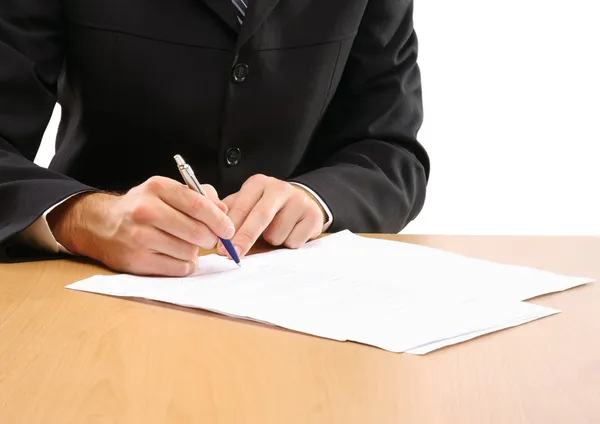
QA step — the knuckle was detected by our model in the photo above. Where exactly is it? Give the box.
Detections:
[217,213,232,233]
[129,227,148,246]
[296,193,312,208]
[130,201,153,224]
[190,223,208,243]
[276,181,293,196]
[283,239,302,250]
[255,207,273,224]
[217,201,229,214]
[181,244,200,261]
[190,194,208,217]
[306,207,323,224]
[190,224,217,250]
[199,233,218,250]
[263,230,283,247]
[203,235,219,250]
[188,245,201,260]
[248,173,268,186]
[145,176,166,193]
[171,262,193,278]
[223,194,236,209]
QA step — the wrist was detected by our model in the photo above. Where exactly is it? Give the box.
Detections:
[47,192,116,256]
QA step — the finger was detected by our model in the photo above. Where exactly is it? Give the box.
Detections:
[227,183,264,234]
[131,196,219,250]
[262,199,304,247]
[232,189,289,257]
[216,239,226,256]
[217,193,239,256]
[216,239,237,259]
[202,184,228,213]
[134,226,200,262]
[283,215,323,249]
[222,192,238,211]
[148,178,235,240]
[201,184,219,202]
[125,251,197,277]
[216,202,228,214]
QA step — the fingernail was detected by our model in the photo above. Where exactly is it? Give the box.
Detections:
[189,260,197,275]
[225,225,235,239]
[234,245,242,257]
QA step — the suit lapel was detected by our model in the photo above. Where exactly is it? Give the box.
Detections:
[236,0,283,49]
[202,0,241,33]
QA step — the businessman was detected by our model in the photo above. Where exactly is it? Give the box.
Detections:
[0,0,430,276]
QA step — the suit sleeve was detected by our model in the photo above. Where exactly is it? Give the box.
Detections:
[17,194,82,254]
[0,0,95,262]
[290,0,430,233]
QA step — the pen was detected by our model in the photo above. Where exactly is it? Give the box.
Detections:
[174,154,241,267]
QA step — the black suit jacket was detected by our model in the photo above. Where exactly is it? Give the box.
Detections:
[0,0,430,262]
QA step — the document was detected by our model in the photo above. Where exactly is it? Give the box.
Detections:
[66,231,594,354]
[404,303,559,354]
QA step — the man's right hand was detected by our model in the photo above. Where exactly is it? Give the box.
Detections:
[46,176,235,277]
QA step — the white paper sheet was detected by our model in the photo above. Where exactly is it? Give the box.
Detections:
[404,303,560,354]
[66,231,594,353]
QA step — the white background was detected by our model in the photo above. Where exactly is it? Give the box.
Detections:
[35,0,600,235]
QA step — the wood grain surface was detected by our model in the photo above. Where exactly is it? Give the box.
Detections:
[1,234,599,424]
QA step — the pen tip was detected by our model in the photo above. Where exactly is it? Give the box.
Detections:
[236,263,242,268]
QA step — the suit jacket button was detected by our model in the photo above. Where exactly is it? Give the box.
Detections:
[225,147,241,166]
[232,63,249,82]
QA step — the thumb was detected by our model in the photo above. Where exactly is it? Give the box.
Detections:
[222,192,238,210]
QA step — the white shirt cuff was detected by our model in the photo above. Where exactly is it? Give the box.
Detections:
[17,193,84,255]
[290,183,333,231]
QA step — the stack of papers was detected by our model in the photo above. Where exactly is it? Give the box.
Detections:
[66,231,594,354]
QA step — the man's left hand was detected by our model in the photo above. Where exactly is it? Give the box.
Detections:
[217,174,327,258]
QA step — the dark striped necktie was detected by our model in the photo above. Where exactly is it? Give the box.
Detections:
[231,0,248,25]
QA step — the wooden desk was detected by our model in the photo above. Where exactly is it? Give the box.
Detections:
[1,235,599,423]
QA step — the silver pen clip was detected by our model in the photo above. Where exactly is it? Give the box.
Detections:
[174,154,206,196]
